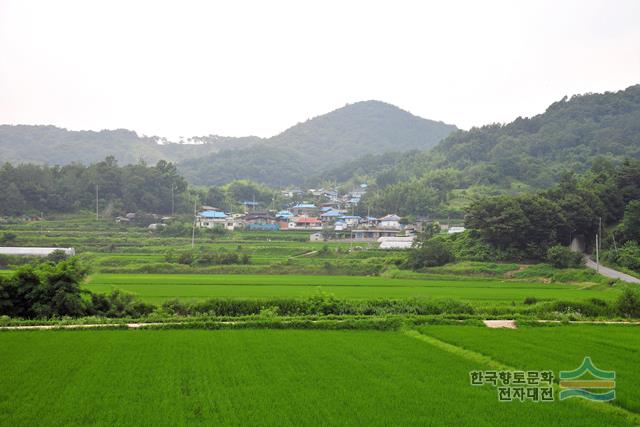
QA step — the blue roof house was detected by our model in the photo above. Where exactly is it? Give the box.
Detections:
[197,210,237,230]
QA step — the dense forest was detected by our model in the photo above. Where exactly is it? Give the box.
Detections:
[462,159,640,259]
[353,85,640,217]
[0,157,189,216]
[0,157,283,217]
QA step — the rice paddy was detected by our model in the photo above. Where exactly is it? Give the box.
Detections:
[84,273,617,304]
[417,324,640,414]
[0,328,635,426]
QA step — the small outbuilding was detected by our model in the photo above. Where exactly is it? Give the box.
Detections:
[378,236,415,250]
[0,247,76,257]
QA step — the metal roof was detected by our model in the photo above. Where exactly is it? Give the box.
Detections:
[199,210,227,218]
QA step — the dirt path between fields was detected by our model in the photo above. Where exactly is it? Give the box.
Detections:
[504,265,528,278]
[291,250,318,258]
[2,319,639,331]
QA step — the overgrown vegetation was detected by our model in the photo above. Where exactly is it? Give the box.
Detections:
[0,258,153,318]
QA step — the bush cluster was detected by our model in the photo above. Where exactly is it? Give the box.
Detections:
[166,249,250,266]
[0,258,153,319]
[161,294,475,317]
[545,245,585,268]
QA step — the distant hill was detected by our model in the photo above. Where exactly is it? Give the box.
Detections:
[346,84,640,217]
[428,84,640,187]
[0,102,455,185]
[0,125,262,165]
[179,101,457,185]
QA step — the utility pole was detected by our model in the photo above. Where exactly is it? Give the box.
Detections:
[191,198,197,248]
[597,217,602,273]
[95,184,99,220]
[171,184,175,217]
[595,234,600,273]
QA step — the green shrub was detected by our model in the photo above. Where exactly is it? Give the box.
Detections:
[546,245,584,268]
[616,241,640,272]
[405,240,455,270]
[523,297,538,305]
[0,232,17,245]
[543,300,613,318]
[90,290,155,318]
[46,249,68,263]
[616,287,640,318]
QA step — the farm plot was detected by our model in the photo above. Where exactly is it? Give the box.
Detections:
[84,273,618,304]
[418,324,640,414]
[0,329,630,426]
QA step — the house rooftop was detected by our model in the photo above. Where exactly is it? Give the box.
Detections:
[199,210,227,219]
[293,216,320,223]
[380,214,401,221]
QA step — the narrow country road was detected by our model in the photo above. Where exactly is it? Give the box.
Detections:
[585,258,640,284]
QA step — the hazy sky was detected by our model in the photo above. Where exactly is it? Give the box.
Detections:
[1,0,639,139]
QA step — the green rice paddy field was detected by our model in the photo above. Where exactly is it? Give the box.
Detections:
[418,324,640,414]
[1,327,638,426]
[84,273,617,305]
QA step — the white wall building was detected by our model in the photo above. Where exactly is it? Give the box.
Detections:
[0,247,76,257]
[379,214,402,230]
[377,236,415,250]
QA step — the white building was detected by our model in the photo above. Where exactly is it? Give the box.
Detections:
[0,247,76,257]
[197,210,237,231]
[379,214,402,230]
[448,226,466,234]
[378,236,415,250]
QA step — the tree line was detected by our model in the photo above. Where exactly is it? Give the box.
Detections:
[345,85,640,217]
[464,158,640,260]
[0,157,189,216]
[0,257,154,318]
[0,157,284,217]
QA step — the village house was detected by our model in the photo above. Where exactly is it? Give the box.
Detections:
[291,203,318,216]
[244,213,279,231]
[378,214,402,230]
[196,210,237,231]
[334,220,347,231]
[340,215,362,228]
[320,210,342,224]
[351,229,401,239]
[288,216,322,230]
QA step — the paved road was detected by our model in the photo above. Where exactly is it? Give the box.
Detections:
[585,258,640,284]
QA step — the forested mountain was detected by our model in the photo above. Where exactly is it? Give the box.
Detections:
[0,125,261,165]
[179,101,457,185]
[0,102,456,186]
[354,85,640,217]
